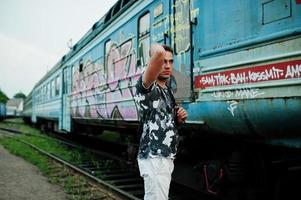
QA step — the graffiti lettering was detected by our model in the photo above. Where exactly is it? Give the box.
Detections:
[70,38,143,120]
[285,64,301,78]
[227,100,238,117]
[195,60,301,89]
[212,88,265,100]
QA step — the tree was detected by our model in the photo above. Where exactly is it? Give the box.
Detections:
[0,89,9,103]
[13,92,26,99]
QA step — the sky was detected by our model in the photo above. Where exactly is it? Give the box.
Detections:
[0,0,117,98]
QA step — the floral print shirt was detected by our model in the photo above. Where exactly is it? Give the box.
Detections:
[134,76,178,159]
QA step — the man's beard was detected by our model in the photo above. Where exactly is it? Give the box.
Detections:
[158,75,169,81]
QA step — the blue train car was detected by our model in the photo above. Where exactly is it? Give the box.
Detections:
[187,0,301,140]
[27,0,301,198]
[32,62,62,131]
[0,103,6,121]
[57,0,301,139]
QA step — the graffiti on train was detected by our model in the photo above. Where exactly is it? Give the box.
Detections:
[214,89,265,117]
[195,59,301,89]
[212,88,265,100]
[71,38,143,120]
[227,100,238,117]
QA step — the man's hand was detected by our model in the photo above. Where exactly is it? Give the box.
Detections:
[143,44,165,88]
[149,43,165,57]
[176,106,188,124]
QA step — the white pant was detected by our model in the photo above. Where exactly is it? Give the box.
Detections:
[138,157,174,200]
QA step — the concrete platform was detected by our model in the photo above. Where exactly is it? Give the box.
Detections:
[0,145,66,200]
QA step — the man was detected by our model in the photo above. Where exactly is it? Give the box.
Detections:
[134,44,188,200]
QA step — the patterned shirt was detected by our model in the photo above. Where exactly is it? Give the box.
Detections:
[134,75,178,159]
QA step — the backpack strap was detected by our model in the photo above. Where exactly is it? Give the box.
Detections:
[166,85,182,126]
[166,85,177,109]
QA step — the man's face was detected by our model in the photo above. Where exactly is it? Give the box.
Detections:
[158,51,173,80]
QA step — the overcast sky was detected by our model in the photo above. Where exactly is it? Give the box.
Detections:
[0,0,117,98]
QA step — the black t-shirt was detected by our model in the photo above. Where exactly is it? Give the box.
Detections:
[134,75,178,159]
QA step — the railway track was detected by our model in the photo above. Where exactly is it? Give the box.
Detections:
[0,126,219,200]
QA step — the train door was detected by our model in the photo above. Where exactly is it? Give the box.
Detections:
[61,67,71,132]
[171,0,194,101]
[32,89,37,123]
[150,0,193,101]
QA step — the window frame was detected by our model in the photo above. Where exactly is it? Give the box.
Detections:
[137,11,151,67]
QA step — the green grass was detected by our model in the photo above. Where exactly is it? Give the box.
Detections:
[0,118,119,180]
[0,119,111,199]
[0,119,100,168]
[0,138,50,174]
[0,138,98,200]
[0,118,42,135]
[98,130,121,142]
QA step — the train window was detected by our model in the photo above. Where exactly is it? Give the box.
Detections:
[47,82,51,100]
[112,0,121,16]
[67,68,71,94]
[40,89,42,103]
[39,86,44,102]
[92,22,98,31]
[73,44,77,51]
[72,65,77,92]
[55,75,60,96]
[38,89,41,103]
[122,0,130,7]
[105,40,112,57]
[104,7,113,23]
[44,85,47,101]
[51,79,55,98]
[138,12,150,67]
[104,39,112,71]
[39,88,41,103]
[139,12,150,36]
[79,59,84,72]
[43,85,46,102]
[37,89,39,103]
[174,0,191,54]
[45,84,48,100]
[63,69,67,94]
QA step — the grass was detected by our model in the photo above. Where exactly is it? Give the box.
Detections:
[0,137,50,174]
[98,130,121,142]
[0,118,97,165]
[0,137,104,200]
[0,118,111,199]
[0,118,118,175]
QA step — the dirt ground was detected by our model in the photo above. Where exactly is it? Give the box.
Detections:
[0,145,67,200]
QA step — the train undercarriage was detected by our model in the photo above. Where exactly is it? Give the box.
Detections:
[25,116,301,200]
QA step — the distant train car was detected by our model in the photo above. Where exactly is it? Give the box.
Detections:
[22,91,33,124]
[31,62,62,131]
[0,103,6,121]
[6,98,23,117]
[26,0,301,198]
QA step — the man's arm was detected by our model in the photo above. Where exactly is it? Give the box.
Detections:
[142,44,165,88]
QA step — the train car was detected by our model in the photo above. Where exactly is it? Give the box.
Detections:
[31,62,62,132]
[0,103,6,121]
[6,98,24,117]
[27,0,301,199]
[22,91,33,124]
